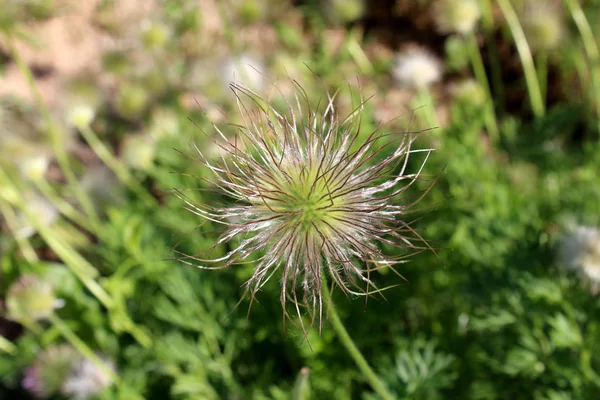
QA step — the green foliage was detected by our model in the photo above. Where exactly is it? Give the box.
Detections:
[2,0,600,399]
[366,341,457,400]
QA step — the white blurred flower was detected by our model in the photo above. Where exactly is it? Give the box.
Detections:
[81,166,125,214]
[62,357,114,400]
[457,313,470,333]
[6,274,62,323]
[20,151,52,182]
[559,226,600,284]
[120,133,156,170]
[13,192,59,239]
[67,104,96,129]
[222,55,265,92]
[433,0,481,35]
[521,1,563,51]
[1,98,52,181]
[140,20,171,51]
[449,78,487,107]
[323,0,365,25]
[392,46,443,89]
[234,0,267,24]
[22,345,79,398]
[149,107,180,139]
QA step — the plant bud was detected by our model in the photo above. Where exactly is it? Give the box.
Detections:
[22,345,79,398]
[6,275,59,323]
[115,83,151,120]
[121,133,156,170]
[433,0,481,35]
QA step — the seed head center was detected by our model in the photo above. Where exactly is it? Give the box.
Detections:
[287,174,339,230]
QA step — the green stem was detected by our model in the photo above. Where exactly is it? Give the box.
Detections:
[38,226,112,305]
[479,0,494,32]
[0,169,106,303]
[536,51,548,106]
[581,349,600,387]
[465,33,500,142]
[346,29,374,76]
[415,86,439,129]
[22,320,43,336]
[496,0,545,118]
[79,125,155,207]
[321,280,394,400]
[487,32,506,116]
[564,0,600,137]
[0,169,151,348]
[39,223,151,347]
[35,179,95,233]
[291,367,311,400]
[0,335,17,354]
[0,200,39,264]
[49,313,120,384]
[5,34,101,229]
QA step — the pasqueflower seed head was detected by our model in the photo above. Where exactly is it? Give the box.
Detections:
[177,82,434,327]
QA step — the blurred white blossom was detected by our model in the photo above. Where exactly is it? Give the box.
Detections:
[62,357,114,400]
[13,193,59,239]
[450,78,487,108]
[521,1,563,51]
[6,274,62,323]
[67,103,96,129]
[22,345,79,398]
[81,166,125,214]
[0,97,53,181]
[392,46,443,89]
[559,226,600,287]
[433,0,481,35]
[323,0,365,25]
[121,133,157,170]
[149,107,180,139]
[222,55,265,92]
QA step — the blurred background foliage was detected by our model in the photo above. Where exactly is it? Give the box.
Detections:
[1,0,600,399]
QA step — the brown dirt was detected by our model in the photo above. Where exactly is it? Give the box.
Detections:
[0,0,159,109]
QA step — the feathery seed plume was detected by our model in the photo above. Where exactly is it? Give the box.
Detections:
[176,81,435,328]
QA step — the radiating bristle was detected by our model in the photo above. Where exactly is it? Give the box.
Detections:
[177,80,435,329]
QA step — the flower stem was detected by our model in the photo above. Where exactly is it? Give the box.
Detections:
[465,33,500,143]
[34,178,95,233]
[0,200,39,264]
[0,336,17,354]
[415,86,439,129]
[5,33,101,230]
[78,124,156,208]
[497,0,545,118]
[346,29,374,76]
[49,313,120,385]
[564,0,600,137]
[321,280,394,400]
[0,168,152,348]
[536,51,548,105]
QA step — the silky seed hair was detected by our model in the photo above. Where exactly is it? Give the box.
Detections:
[175,80,435,330]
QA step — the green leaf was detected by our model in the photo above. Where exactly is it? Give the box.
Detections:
[503,348,545,378]
[549,313,583,349]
